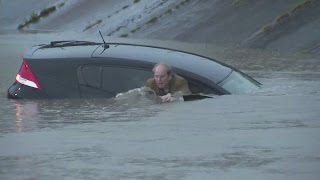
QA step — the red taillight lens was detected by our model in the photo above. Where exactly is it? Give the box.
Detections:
[16,59,43,90]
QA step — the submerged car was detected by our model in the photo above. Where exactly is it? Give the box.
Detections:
[7,40,261,99]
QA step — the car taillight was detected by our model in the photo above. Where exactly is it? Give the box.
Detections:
[16,59,43,90]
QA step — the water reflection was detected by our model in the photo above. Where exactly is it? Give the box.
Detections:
[11,96,164,133]
[15,101,39,132]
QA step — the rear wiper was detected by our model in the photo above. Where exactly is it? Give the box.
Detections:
[48,40,100,47]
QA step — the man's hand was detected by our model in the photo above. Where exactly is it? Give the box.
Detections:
[160,93,175,102]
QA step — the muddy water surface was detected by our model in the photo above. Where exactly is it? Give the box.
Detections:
[0,33,320,180]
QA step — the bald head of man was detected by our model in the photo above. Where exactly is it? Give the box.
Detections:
[152,63,172,90]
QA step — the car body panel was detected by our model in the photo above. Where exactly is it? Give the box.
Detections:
[27,58,87,98]
[7,81,48,99]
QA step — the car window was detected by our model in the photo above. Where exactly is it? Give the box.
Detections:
[101,66,153,94]
[219,71,260,94]
[79,66,102,88]
[78,66,115,98]
[187,80,219,95]
[78,65,222,97]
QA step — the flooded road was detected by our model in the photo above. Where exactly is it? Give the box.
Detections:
[0,33,320,180]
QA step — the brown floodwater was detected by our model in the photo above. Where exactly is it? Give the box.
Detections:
[0,32,319,180]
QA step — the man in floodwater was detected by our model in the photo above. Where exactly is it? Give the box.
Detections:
[145,63,191,102]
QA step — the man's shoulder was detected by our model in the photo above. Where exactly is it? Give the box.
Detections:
[171,74,191,94]
[145,78,155,87]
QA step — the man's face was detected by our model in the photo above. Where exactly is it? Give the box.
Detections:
[154,65,171,89]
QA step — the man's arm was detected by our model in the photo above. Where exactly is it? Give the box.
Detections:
[159,77,190,102]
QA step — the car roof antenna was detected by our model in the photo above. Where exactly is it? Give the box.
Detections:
[99,31,109,54]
